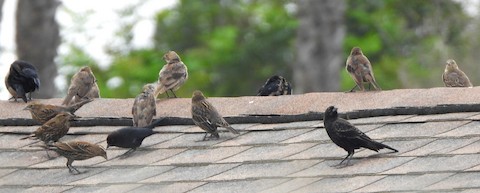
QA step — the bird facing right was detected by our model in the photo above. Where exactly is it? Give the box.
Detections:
[5,60,40,103]
[132,83,157,127]
[154,51,188,98]
[345,47,381,92]
[323,106,398,167]
[257,75,292,96]
[106,119,163,156]
[63,66,97,106]
[442,59,473,87]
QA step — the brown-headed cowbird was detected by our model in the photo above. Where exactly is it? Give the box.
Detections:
[5,60,40,102]
[20,112,75,144]
[257,75,292,96]
[442,59,473,87]
[154,51,188,98]
[132,83,157,127]
[346,47,381,92]
[73,81,100,104]
[324,106,397,167]
[62,66,96,106]
[107,119,163,156]
[42,141,107,174]
[191,90,240,141]
[24,99,92,124]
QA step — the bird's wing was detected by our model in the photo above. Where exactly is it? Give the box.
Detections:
[192,103,217,133]
[333,119,372,141]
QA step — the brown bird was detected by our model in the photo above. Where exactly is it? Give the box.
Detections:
[155,51,188,98]
[442,59,473,87]
[73,81,100,104]
[346,47,381,92]
[62,66,96,106]
[191,90,239,140]
[132,83,157,127]
[257,75,292,96]
[42,141,107,174]
[5,60,40,102]
[20,112,75,144]
[24,99,92,124]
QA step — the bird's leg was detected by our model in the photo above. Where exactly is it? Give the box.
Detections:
[169,90,177,98]
[348,85,358,92]
[165,91,171,98]
[67,160,81,174]
[335,150,354,168]
[28,92,32,101]
[202,133,208,141]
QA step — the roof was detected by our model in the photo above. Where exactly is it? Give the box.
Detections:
[1,87,480,192]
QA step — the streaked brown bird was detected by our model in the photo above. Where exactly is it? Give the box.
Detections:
[132,83,157,127]
[73,81,100,104]
[155,51,188,98]
[62,66,96,106]
[257,75,292,96]
[191,90,240,140]
[20,112,75,144]
[346,47,381,92]
[24,99,92,124]
[5,60,40,102]
[442,59,473,87]
[42,141,107,174]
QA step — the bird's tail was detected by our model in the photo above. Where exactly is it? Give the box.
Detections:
[225,126,240,135]
[66,98,94,113]
[371,141,398,152]
[154,83,166,98]
[145,118,165,129]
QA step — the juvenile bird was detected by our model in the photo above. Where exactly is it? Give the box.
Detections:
[346,47,381,92]
[24,99,92,124]
[191,90,240,141]
[73,81,100,104]
[154,51,188,98]
[323,106,397,167]
[442,59,473,87]
[42,141,107,174]
[106,119,163,156]
[62,66,96,106]
[257,75,292,96]
[132,83,157,127]
[5,60,40,102]
[20,112,75,144]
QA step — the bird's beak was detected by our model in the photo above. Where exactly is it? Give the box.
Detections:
[103,155,108,160]
[106,144,110,149]
[333,107,338,112]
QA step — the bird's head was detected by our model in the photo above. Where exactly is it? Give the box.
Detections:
[163,51,181,63]
[143,83,157,94]
[80,66,92,73]
[324,106,338,119]
[192,90,206,103]
[23,102,40,111]
[445,59,459,71]
[350,47,363,56]
[94,145,108,160]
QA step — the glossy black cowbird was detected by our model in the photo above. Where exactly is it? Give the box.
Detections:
[5,60,40,102]
[257,75,292,96]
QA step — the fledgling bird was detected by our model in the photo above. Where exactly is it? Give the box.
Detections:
[323,106,398,167]
[62,66,96,106]
[24,99,92,124]
[41,141,107,174]
[5,60,40,102]
[106,119,163,156]
[442,59,473,88]
[346,47,381,92]
[20,112,75,144]
[154,51,188,98]
[257,75,292,96]
[73,81,100,104]
[132,83,157,127]
[191,90,240,141]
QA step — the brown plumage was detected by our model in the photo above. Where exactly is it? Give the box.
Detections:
[346,47,381,92]
[257,75,292,96]
[442,59,473,87]
[20,112,74,143]
[155,51,188,98]
[132,83,157,127]
[63,66,97,106]
[24,99,92,124]
[73,81,100,104]
[191,90,239,140]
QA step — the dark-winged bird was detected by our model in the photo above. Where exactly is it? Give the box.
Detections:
[106,119,163,156]
[257,75,292,96]
[24,99,92,124]
[346,47,381,92]
[442,59,473,87]
[323,106,398,167]
[154,51,188,98]
[5,60,40,102]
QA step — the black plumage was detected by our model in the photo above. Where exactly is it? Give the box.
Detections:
[5,60,40,102]
[106,119,163,156]
[323,106,398,166]
[257,75,292,96]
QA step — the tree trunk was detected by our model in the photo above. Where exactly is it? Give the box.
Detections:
[16,0,60,98]
[294,0,345,92]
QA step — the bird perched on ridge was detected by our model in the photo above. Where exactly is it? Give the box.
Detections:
[132,83,157,127]
[20,112,75,144]
[73,81,100,104]
[24,99,92,124]
[106,119,163,156]
[41,141,107,174]
[257,75,292,96]
[191,90,240,141]
[62,66,97,106]
[442,59,473,88]
[154,51,188,98]
[5,60,40,103]
[323,106,398,167]
[346,47,381,92]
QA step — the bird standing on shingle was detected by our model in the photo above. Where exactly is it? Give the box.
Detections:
[191,90,239,141]
[323,106,398,167]
[24,99,92,124]
[257,75,292,96]
[5,60,40,102]
[132,83,157,127]
[442,59,473,88]
[154,51,188,98]
[346,47,381,92]
[107,119,163,156]
[62,66,97,106]
[20,112,75,144]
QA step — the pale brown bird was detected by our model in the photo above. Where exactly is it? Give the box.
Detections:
[73,81,100,104]
[155,51,188,98]
[24,99,92,124]
[191,90,239,140]
[20,112,74,144]
[132,83,157,127]
[442,59,473,87]
[346,47,381,92]
[62,66,96,106]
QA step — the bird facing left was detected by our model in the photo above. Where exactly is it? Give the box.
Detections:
[5,60,40,103]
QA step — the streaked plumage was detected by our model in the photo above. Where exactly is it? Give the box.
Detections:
[346,47,381,92]
[63,66,96,106]
[5,60,40,102]
[257,75,292,96]
[20,112,74,143]
[43,141,107,174]
[24,99,92,124]
[132,83,157,127]
[442,59,473,87]
[154,51,188,98]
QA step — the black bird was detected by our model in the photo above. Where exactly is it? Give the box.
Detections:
[323,106,398,167]
[257,75,292,96]
[106,118,163,156]
[5,60,40,102]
